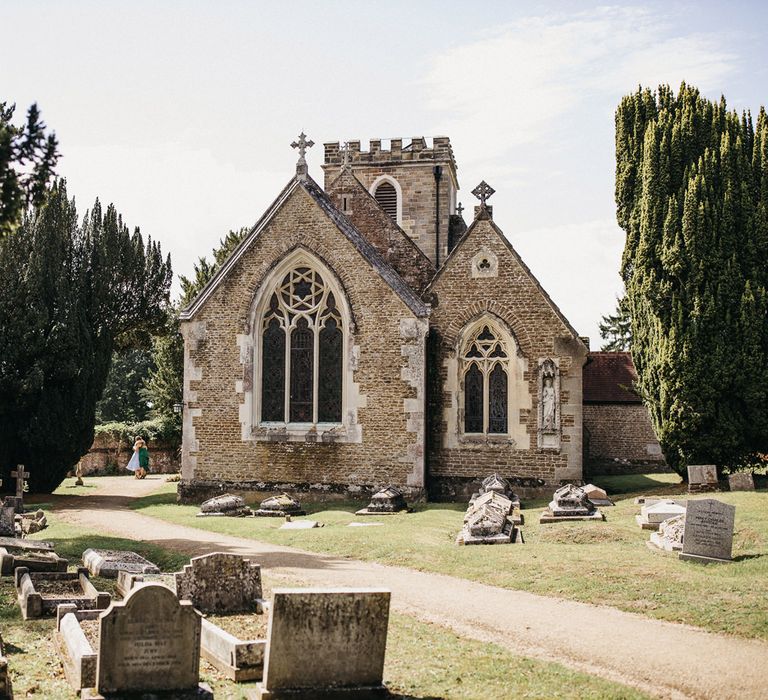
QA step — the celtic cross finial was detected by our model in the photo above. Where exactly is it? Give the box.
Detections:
[291,132,315,178]
[471,181,495,206]
[340,141,351,170]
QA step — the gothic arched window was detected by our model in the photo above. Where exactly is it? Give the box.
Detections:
[371,176,401,224]
[258,265,344,424]
[461,323,509,434]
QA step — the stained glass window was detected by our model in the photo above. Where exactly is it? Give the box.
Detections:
[461,321,510,435]
[258,263,345,425]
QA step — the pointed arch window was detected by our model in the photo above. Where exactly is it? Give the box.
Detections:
[461,323,509,435]
[258,265,344,424]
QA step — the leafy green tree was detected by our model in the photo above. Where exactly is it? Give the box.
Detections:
[180,227,248,306]
[0,180,172,492]
[95,347,156,423]
[0,102,59,237]
[599,295,632,351]
[616,83,768,475]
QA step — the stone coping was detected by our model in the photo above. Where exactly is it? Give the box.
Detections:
[15,567,110,620]
[0,546,67,575]
[200,617,266,682]
[539,509,605,523]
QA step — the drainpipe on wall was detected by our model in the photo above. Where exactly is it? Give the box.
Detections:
[433,165,443,267]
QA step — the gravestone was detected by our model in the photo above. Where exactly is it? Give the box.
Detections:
[355,485,410,515]
[687,464,718,493]
[248,588,390,700]
[197,493,251,517]
[728,472,755,492]
[540,484,604,522]
[649,514,685,552]
[82,549,160,578]
[0,508,15,538]
[82,583,211,699]
[457,491,521,545]
[583,483,614,507]
[175,552,264,614]
[19,509,47,535]
[10,466,29,511]
[0,546,67,575]
[636,501,687,530]
[679,499,735,564]
[254,493,305,517]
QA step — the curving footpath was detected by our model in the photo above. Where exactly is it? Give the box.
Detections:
[47,477,768,700]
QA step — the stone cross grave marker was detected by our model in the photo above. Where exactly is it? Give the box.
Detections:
[175,552,264,614]
[84,583,211,699]
[679,499,736,564]
[10,466,29,500]
[250,588,391,700]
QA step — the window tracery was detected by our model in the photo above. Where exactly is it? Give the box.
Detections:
[461,323,509,434]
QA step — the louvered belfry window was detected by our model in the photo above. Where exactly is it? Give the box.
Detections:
[374,181,398,221]
[461,323,509,435]
[259,266,344,424]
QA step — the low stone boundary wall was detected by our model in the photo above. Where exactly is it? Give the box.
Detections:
[80,433,180,476]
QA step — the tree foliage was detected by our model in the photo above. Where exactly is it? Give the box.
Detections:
[0,181,172,492]
[616,83,768,474]
[0,102,59,238]
[599,295,632,351]
[95,347,155,423]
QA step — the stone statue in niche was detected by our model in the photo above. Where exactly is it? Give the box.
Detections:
[538,359,560,448]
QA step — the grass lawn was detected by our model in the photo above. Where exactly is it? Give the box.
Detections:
[2,510,649,699]
[116,473,768,641]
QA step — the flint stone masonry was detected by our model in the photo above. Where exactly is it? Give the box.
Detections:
[687,465,718,492]
[249,588,390,700]
[679,499,735,564]
[175,552,264,614]
[82,549,160,578]
[728,472,755,491]
[15,567,110,620]
[0,545,67,575]
[83,583,211,699]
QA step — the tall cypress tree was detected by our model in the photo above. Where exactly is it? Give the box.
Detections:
[0,181,172,491]
[616,84,768,475]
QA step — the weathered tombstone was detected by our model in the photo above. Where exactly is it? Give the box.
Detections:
[456,491,521,545]
[355,485,410,515]
[648,514,685,552]
[636,500,687,530]
[0,507,15,538]
[687,464,718,493]
[679,499,735,564]
[75,460,84,486]
[728,472,755,492]
[10,465,29,509]
[540,484,604,522]
[254,493,305,517]
[0,545,67,575]
[82,549,160,578]
[197,493,251,517]
[248,588,390,700]
[583,483,614,506]
[82,583,212,699]
[0,632,12,700]
[200,617,266,682]
[19,508,47,535]
[175,552,264,614]
[469,473,520,507]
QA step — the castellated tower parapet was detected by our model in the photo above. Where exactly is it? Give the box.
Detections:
[322,137,459,266]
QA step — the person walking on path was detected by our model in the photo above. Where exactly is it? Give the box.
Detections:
[127,437,150,479]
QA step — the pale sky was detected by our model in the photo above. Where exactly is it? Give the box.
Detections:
[2,1,766,344]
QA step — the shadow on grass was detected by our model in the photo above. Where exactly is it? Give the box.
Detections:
[593,473,684,495]
[734,553,765,562]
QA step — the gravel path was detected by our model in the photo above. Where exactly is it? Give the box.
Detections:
[49,477,768,699]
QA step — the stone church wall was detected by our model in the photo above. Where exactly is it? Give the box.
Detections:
[427,214,587,499]
[178,186,428,503]
[583,404,667,474]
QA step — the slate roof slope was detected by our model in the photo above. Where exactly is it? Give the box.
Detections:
[180,174,430,320]
[583,352,641,403]
[427,206,584,342]
[325,168,435,293]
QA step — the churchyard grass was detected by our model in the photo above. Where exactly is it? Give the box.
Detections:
[122,474,768,641]
[1,506,649,699]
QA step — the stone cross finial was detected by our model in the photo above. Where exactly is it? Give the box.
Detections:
[11,465,29,499]
[340,141,351,170]
[291,132,314,179]
[471,181,495,206]
[456,202,464,217]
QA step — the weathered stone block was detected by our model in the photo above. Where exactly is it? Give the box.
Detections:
[82,549,160,578]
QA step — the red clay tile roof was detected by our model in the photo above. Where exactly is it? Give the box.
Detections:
[583,352,641,403]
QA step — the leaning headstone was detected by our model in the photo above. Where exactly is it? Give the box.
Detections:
[82,583,212,699]
[175,552,264,614]
[583,483,614,507]
[82,549,160,578]
[356,485,410,515]
[679,499,735,564]
[648,514,685,552]
[197,493,251,517]
[540,484,604,523]
[19,508,47,535]
[728,472,755,492]
[687,464,718,493]
[0,507,15,538]
[636,500,687,530]
[253,493,305,518]
[248,588,390,700]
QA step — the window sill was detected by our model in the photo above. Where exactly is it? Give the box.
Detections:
[252,422,351,444]
[458,434,516,447]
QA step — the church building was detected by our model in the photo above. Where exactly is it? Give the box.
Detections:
[178,135,589,502]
